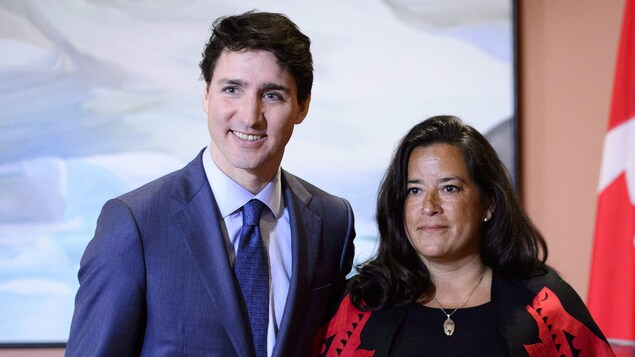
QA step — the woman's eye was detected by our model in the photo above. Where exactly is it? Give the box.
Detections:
[442,185,460,193]
[407,187,421,195]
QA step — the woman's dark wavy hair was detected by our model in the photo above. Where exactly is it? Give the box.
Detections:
[350,115,548,311]
[199,10,313,104]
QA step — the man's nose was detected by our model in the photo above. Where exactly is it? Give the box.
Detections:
[240,95,264,127]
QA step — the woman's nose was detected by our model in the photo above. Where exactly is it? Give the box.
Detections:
[422,192,440,215]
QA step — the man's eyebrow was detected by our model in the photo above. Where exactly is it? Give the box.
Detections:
[216,79,289,92]
[218,78,245,86]
[260,82,289,92]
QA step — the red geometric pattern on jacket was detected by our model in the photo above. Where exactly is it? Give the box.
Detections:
[524,287,615,357]
[319,294,375,357]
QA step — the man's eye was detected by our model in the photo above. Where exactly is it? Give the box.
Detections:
[264,92,282,100]
[223,87,237,94]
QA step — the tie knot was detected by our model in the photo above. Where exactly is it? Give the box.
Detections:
[242,199,265,227]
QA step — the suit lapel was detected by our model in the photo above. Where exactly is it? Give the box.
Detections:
[273,171,322,355]
[171,152,251,356]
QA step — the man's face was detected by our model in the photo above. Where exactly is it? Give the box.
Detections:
[203,50,310,189]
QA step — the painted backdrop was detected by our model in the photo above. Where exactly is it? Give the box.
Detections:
[0,0,515,344]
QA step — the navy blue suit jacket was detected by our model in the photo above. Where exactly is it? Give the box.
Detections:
[66,150,356,356]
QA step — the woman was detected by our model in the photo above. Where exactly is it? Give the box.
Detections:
[315,116,614,356]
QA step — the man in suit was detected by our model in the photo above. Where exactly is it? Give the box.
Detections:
[66,11,356,356]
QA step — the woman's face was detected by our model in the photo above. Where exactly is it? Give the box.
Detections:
[403,143,492,265]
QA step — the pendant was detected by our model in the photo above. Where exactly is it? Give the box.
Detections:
[443,316,455,336]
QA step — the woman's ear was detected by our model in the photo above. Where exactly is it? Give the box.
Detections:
[485,197,495,221]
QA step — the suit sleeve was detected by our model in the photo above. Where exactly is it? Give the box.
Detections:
[339,198,356,279]
[328,198,356,320]
[66,199,146,356]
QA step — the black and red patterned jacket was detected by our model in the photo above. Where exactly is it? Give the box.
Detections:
[316,268,615,356]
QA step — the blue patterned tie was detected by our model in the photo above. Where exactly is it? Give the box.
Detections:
[235,199,269,357]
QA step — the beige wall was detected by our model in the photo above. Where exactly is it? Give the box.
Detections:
[519,0,625,302]
[0,1,626,355]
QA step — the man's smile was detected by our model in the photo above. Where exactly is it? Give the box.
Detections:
[232,130,265,141]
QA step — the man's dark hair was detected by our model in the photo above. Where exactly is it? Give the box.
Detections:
[199,10,313,104]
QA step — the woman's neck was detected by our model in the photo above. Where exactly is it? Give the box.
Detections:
[423,254,492,308]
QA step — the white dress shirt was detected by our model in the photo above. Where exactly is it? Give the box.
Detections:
[202,146,292,357]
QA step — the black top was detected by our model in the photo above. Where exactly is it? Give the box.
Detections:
[389,302,510,356]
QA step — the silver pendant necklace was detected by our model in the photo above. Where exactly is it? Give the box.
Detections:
[432,269,487,336]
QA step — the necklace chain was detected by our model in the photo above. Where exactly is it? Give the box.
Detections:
[433,268,487,319]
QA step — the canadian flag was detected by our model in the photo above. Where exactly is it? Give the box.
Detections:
[587,0,635,349]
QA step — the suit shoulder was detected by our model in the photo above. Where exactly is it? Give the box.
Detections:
[285,172,348,202]
[289,173,352,215]
[291,174,331,195]
[115,152,206,210]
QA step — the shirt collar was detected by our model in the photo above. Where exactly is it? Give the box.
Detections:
[202,146,283,219]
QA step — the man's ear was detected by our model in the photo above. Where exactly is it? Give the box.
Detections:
[294,95,311,124]
[202,85,210,114]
